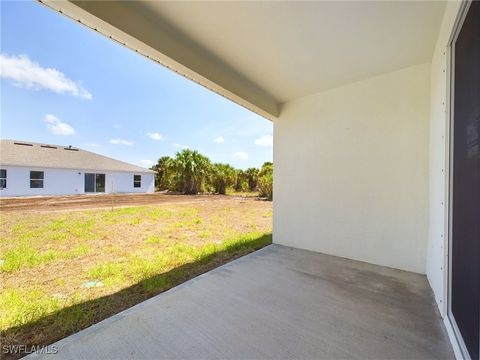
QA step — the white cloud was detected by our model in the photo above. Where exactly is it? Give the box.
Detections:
[140,159,154,166]
[173,143,188,149]
[0,53,92,99]
[43,114,75,135]
[109,138,133,146]
[113,124,121,129]
[254,134,273,146]
[146,132,164,141]
[213,136,224,144]
[233,151,249,160]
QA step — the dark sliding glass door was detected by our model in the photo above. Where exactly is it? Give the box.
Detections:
[95,174,105,193]
[84,173,95,193]
[85,173,105,193]
[450,1,480,359]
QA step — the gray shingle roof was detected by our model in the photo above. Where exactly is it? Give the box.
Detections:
[0,140,154,173]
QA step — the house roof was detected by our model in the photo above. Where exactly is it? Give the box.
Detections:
[0,140,154,173]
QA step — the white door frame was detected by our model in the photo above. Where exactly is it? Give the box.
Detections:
[445,1,476,359]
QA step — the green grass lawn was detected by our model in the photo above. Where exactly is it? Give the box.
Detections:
[0,199,272,356]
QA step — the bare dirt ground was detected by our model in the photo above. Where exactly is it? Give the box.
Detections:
[0,192,252,212]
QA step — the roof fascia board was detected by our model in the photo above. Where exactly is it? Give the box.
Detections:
[0,164,154,174]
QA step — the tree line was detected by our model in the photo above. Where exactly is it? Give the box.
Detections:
[151,149,273,200]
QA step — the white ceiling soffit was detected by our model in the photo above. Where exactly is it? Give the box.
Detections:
[40,1,446,120]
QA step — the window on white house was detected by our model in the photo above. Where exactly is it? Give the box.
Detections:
[0,169,6,189]
[134,175,141,188]
[30,171,44,188]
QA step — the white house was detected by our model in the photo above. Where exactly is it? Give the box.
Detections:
[31,1,479,359]
[0,139,155,197]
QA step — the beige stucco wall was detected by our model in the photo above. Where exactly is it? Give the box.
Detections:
[274,63,431,274]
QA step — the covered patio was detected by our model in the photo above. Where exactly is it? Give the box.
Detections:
[31,245,453,359]
[37,0,478,358]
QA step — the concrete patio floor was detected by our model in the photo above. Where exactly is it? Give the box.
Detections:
[31,244,454,359]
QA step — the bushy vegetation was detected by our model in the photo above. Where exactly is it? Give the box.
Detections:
[257,162,273,200]
[152,149,273,199]
[211,163,236,195]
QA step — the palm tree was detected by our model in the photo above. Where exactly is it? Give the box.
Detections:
[152,156,174,190]
[235,169,247,192]
[245,167,260,191]
[211,163,236,195]
[174,149,211,194]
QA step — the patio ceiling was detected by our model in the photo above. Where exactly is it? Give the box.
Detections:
[41,1,446,119]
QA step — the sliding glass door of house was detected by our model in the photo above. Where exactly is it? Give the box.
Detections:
[84,173,106,193]
[449,1,480,359]
[95,174,105,192]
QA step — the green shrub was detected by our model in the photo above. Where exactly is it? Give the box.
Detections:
[257,162,273,200]
[258,173,273,200]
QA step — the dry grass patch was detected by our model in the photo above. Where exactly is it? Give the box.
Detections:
[0,198,272,358]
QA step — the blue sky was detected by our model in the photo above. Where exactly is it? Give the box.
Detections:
[0,1,272,170]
